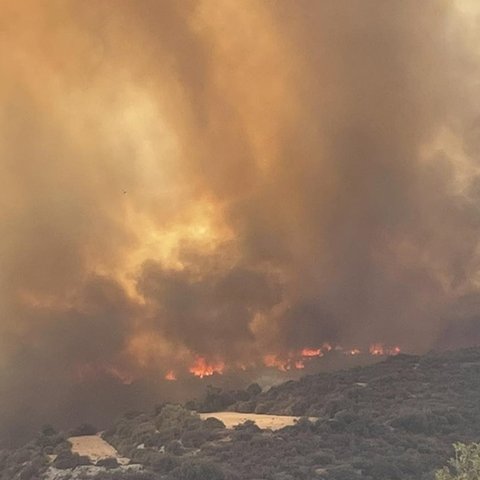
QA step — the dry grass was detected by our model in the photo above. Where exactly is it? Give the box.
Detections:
[68,435,130,465]
[198,412,317,430]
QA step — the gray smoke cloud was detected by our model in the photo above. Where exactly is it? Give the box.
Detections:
[1,0,480,444]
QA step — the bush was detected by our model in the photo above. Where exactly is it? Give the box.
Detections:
[40,425,57,437]
[246,383,262,397]
[202,417,225,430]
[132,450,179,473]
[93,473,156,480]
[70,423,98,436]
[53,450,90,469]
[181,429,210,448]
[168,460,225,480]
[312,452,335,466]
[436,443,480,479]
[36,430,65,449]
[96,457,119,469]
[151,453,179,473]
[165,440,183,455]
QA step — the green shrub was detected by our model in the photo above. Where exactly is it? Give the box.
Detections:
[202,417,225,430]
[53,450,90,469]
[436,443,480,480]
[168,460,225,480]
[96,457,119,469]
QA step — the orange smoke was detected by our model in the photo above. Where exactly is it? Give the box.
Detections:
[165,370,177,381]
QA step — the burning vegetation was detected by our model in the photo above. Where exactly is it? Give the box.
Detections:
[188,357,226,379]
[70,342,402,388]
[73,343,401,385]
[109,343,401,384]
[75,343,401,385]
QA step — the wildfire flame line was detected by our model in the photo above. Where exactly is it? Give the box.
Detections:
[75,343,401,384]
[175,343,400,380]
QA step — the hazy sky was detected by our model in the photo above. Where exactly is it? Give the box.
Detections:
[2,0,480,443]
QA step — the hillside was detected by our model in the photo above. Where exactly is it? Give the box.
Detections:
[229,348,480,430]
[3,347,480,480]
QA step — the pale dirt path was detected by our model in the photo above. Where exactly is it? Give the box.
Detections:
[199,412,317,430]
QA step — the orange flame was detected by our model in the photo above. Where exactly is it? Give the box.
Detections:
[369,344,401,356]
[301,348,322,357]
[262,342,401,373]
[75,341,402,383]
[263,354,290,371]
[125,341,403,380]
[295,360,305,369]
[189,356,225,378]
[344,348,361,356]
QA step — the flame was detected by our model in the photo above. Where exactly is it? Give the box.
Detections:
[369,344,383,356]
[295,360,305,369]
[301,343,332,357]
[369,344,401,356]
[344,348,361,356]
[301,348,322,357]
[189,356,225,378]
[263,343,334,371]
[262,342,401,373]
[78,342,401,383]
[389,346,401,355]
[263,354,290,372]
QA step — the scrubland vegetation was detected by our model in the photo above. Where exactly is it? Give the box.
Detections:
[4,347,480,479]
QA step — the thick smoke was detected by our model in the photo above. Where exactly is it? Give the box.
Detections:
[1,0,480,444]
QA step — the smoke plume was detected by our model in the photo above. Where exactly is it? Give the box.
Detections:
[1,0,480,444]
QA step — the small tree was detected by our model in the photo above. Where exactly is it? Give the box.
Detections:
[70,423,98,436]
[436,443,480,480]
